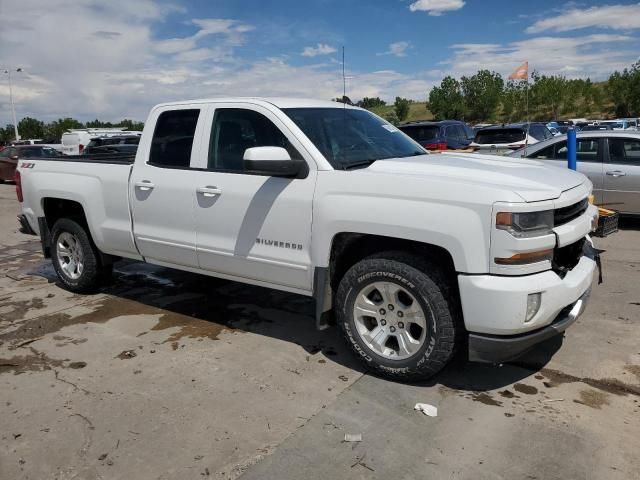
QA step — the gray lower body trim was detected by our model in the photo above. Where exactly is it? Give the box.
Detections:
[313,267,333,330]
[468,288,591,364]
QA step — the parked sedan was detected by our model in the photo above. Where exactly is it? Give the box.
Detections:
[0,146,60,182]
[509,132,640,215]
[398,120,474,150]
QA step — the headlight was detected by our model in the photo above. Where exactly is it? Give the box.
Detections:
[496,210,554,238]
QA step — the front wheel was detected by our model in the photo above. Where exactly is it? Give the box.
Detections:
[336,252,459,381]
[51,218,112,293]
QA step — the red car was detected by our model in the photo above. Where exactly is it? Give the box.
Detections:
[0,145,60,182]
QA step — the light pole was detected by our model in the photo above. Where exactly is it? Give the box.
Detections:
[3,67,23,141]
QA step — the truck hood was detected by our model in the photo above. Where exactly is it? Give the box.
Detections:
[366,152,586,202]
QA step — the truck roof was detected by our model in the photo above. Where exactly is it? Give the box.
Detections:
[152,97,358,110]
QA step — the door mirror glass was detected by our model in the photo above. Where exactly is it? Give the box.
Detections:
[243,147,304,177]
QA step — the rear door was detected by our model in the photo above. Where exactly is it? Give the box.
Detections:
[191,102,316,292]
[604,137,640,214]
[129,106,206,268]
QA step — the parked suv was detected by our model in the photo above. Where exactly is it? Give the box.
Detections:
[399,121,474,150]
[471,123,553,155]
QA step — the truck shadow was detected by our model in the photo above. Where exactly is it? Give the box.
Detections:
[31,258,561,393]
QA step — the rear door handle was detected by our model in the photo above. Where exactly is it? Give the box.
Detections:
[134,180,155,190]
[606,170,626,177]
[196,186,222,197]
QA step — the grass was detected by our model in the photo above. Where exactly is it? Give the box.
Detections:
[371,102,434,123]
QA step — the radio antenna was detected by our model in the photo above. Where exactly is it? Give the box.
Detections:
[342,46,346,100]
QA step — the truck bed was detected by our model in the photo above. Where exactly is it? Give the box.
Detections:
[18,155,140,260]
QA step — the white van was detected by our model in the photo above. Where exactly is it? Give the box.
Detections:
[61,129,142,155]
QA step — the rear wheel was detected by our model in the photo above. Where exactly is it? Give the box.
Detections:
[336,252,459,381]
[51,218,111,293]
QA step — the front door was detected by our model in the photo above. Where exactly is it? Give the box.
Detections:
[534,138,604,204]
[604,137,640,214]
[192,104,316,292]
[130,107,205,268]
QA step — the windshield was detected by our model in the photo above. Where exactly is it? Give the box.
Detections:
[282,107,425,168]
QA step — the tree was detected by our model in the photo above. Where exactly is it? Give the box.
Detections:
[607,61,640,117]
[357,97,386,110]
[118,119,145,132]
[428,76,464,120]
[394,97,410,121]
[0,124,16,144]
[382,111,400,126]
[43,118,84,142]
[460,70,504,122]
[17,117,45,140]
[529,72,568,120]
[500,81,528,122]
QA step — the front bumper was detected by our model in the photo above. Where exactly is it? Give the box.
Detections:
[458,238,596,363]
[468,287,591,363]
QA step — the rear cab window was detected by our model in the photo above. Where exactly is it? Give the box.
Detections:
[399,125,441,143]
[475,128,525,144]
[149,109,200,168]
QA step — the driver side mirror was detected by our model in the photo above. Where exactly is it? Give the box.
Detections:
[243,147,307,178]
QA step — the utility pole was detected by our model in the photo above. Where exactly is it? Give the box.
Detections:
[3,67,22,141]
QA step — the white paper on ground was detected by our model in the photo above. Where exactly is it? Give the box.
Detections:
[414,403,438,417]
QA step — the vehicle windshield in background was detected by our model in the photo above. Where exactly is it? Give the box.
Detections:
[282,108,425,168]
[18,146,59,158]
[474,128,525,144]
[399,125,440,143]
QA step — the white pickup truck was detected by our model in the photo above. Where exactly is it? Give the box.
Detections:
[16,98,599,380]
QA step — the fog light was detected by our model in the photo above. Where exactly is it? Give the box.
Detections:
[526,293,542,322]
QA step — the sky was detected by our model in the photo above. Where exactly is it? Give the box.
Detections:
[1,0,639,124]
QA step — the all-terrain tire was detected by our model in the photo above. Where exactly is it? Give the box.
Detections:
[50,218,111,293]
[335,251,460,381]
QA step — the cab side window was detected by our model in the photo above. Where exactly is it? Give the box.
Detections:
[208,108,301,172]
[554,139,599,162]
[149,109,200,168]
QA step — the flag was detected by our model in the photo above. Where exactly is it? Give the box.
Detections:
[508,61,528,80]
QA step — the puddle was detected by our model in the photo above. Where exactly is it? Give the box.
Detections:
[499,389,515,398]
[574,389,610,409]
[0,297,46,322]
[533,368,640,397]
[0,296,231,347]
[470,392,502,406]
[513,383,538,395]
[0,348,66,375]
[151,312,227,343]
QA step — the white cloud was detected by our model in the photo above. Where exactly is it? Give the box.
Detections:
[301,43,337,57]
[378,41,412,57]
[444,34,637,80]
[0,1,428,125]
[527,4,640,33]
[409,0,465,16]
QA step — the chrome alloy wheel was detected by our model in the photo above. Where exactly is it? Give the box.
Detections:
[56,232,84,280]
[352,281,429,360]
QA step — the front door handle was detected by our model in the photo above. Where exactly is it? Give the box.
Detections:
[606,170,626,177]
[196,186,222,197]
[134,180,155,190]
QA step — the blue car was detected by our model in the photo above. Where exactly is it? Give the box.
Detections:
[399,120,475,150]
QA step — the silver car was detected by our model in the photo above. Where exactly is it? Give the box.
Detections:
[509,131,640,215]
